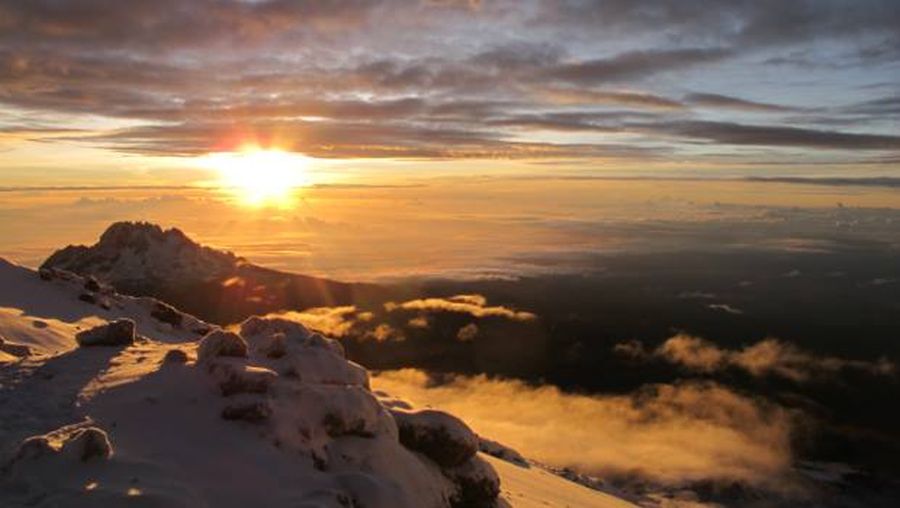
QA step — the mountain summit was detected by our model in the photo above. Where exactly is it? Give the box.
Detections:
[42,222,378,325]
[44,222,239,286]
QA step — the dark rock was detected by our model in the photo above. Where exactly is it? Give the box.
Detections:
[78,293,96,304]
[392,409,479,468]
[162,348,189,364]
[221,400,270,422]
[84,276,101,292]
[0,337,32,357]
[447,456,501,508]
[151,301,183,327]
[76,319,135,347]
[63,427,113,462]
[322,412,375,439]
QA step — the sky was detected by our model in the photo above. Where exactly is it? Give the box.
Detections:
[1,0,899,187]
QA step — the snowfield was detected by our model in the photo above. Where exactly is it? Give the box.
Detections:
[0,258,635,508]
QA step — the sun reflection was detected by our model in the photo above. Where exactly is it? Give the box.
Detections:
[198,145,311,207]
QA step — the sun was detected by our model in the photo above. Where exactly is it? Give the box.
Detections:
[201,146,311,206]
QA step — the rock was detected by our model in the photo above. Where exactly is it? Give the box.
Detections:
[38,268,54,281]
[151,301,183,327]
[12,426,113,464]
[478,437,528,467]
[162,348,189,364]
[78,292,96,304]
[392,409,479,468]
[62,427,113,462]
[209,362,277,396]
[447,455,501,508]
[13,436,55,462]
[322,411,375,438]
[76,319,135,347]
[84,276,101,292]
[197,330,248,363]
[221,400,271,422]
[0,336,32,357]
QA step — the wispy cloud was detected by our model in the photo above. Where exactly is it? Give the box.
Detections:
[617,334,896,382]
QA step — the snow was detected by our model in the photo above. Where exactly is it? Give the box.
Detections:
[487,454,638,508]
[0,257,636,507]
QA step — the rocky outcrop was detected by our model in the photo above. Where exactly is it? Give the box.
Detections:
[195,317,502,506]
[75,319,135,347]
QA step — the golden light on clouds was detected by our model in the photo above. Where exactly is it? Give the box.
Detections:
[197,145,312,207]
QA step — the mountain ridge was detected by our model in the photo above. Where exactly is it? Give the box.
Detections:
[42,222,386,325]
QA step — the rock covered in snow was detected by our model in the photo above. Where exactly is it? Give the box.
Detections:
[392,409,480,468]
[75,319,135,347]
[240,316,369,388]
[197,330,248,362]
[9,422,113,466]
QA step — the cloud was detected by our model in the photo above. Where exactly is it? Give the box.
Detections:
[264,294,536,344]
[372,368,797,491]
[2,0,898,166]
[456,323,478,341]
[620,334,896,382]
[645,120,900,151]
[267,306,361,338]
[385,294,537,321]
[538,87,686,109]
[685,93,800,113]
[548,48,731,85]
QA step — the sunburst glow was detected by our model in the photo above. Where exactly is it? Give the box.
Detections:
[200,147,311,206]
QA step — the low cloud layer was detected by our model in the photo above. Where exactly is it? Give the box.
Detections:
[264,293,535,343]
[617,334,896,382]
[373,369,796,491]
[385,294,536,322]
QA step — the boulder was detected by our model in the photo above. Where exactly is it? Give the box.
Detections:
[392,409,479,468]
[76,319,135,347]
[151,301,184,327]
[197,330,247,363]
[447,455,501,508]
[162,348,190,364]
[61,427,113,462]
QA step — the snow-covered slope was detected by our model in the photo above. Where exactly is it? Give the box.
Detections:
[0,258,634,507]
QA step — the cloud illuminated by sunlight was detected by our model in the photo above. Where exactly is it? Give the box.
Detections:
[197,146,312,207]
